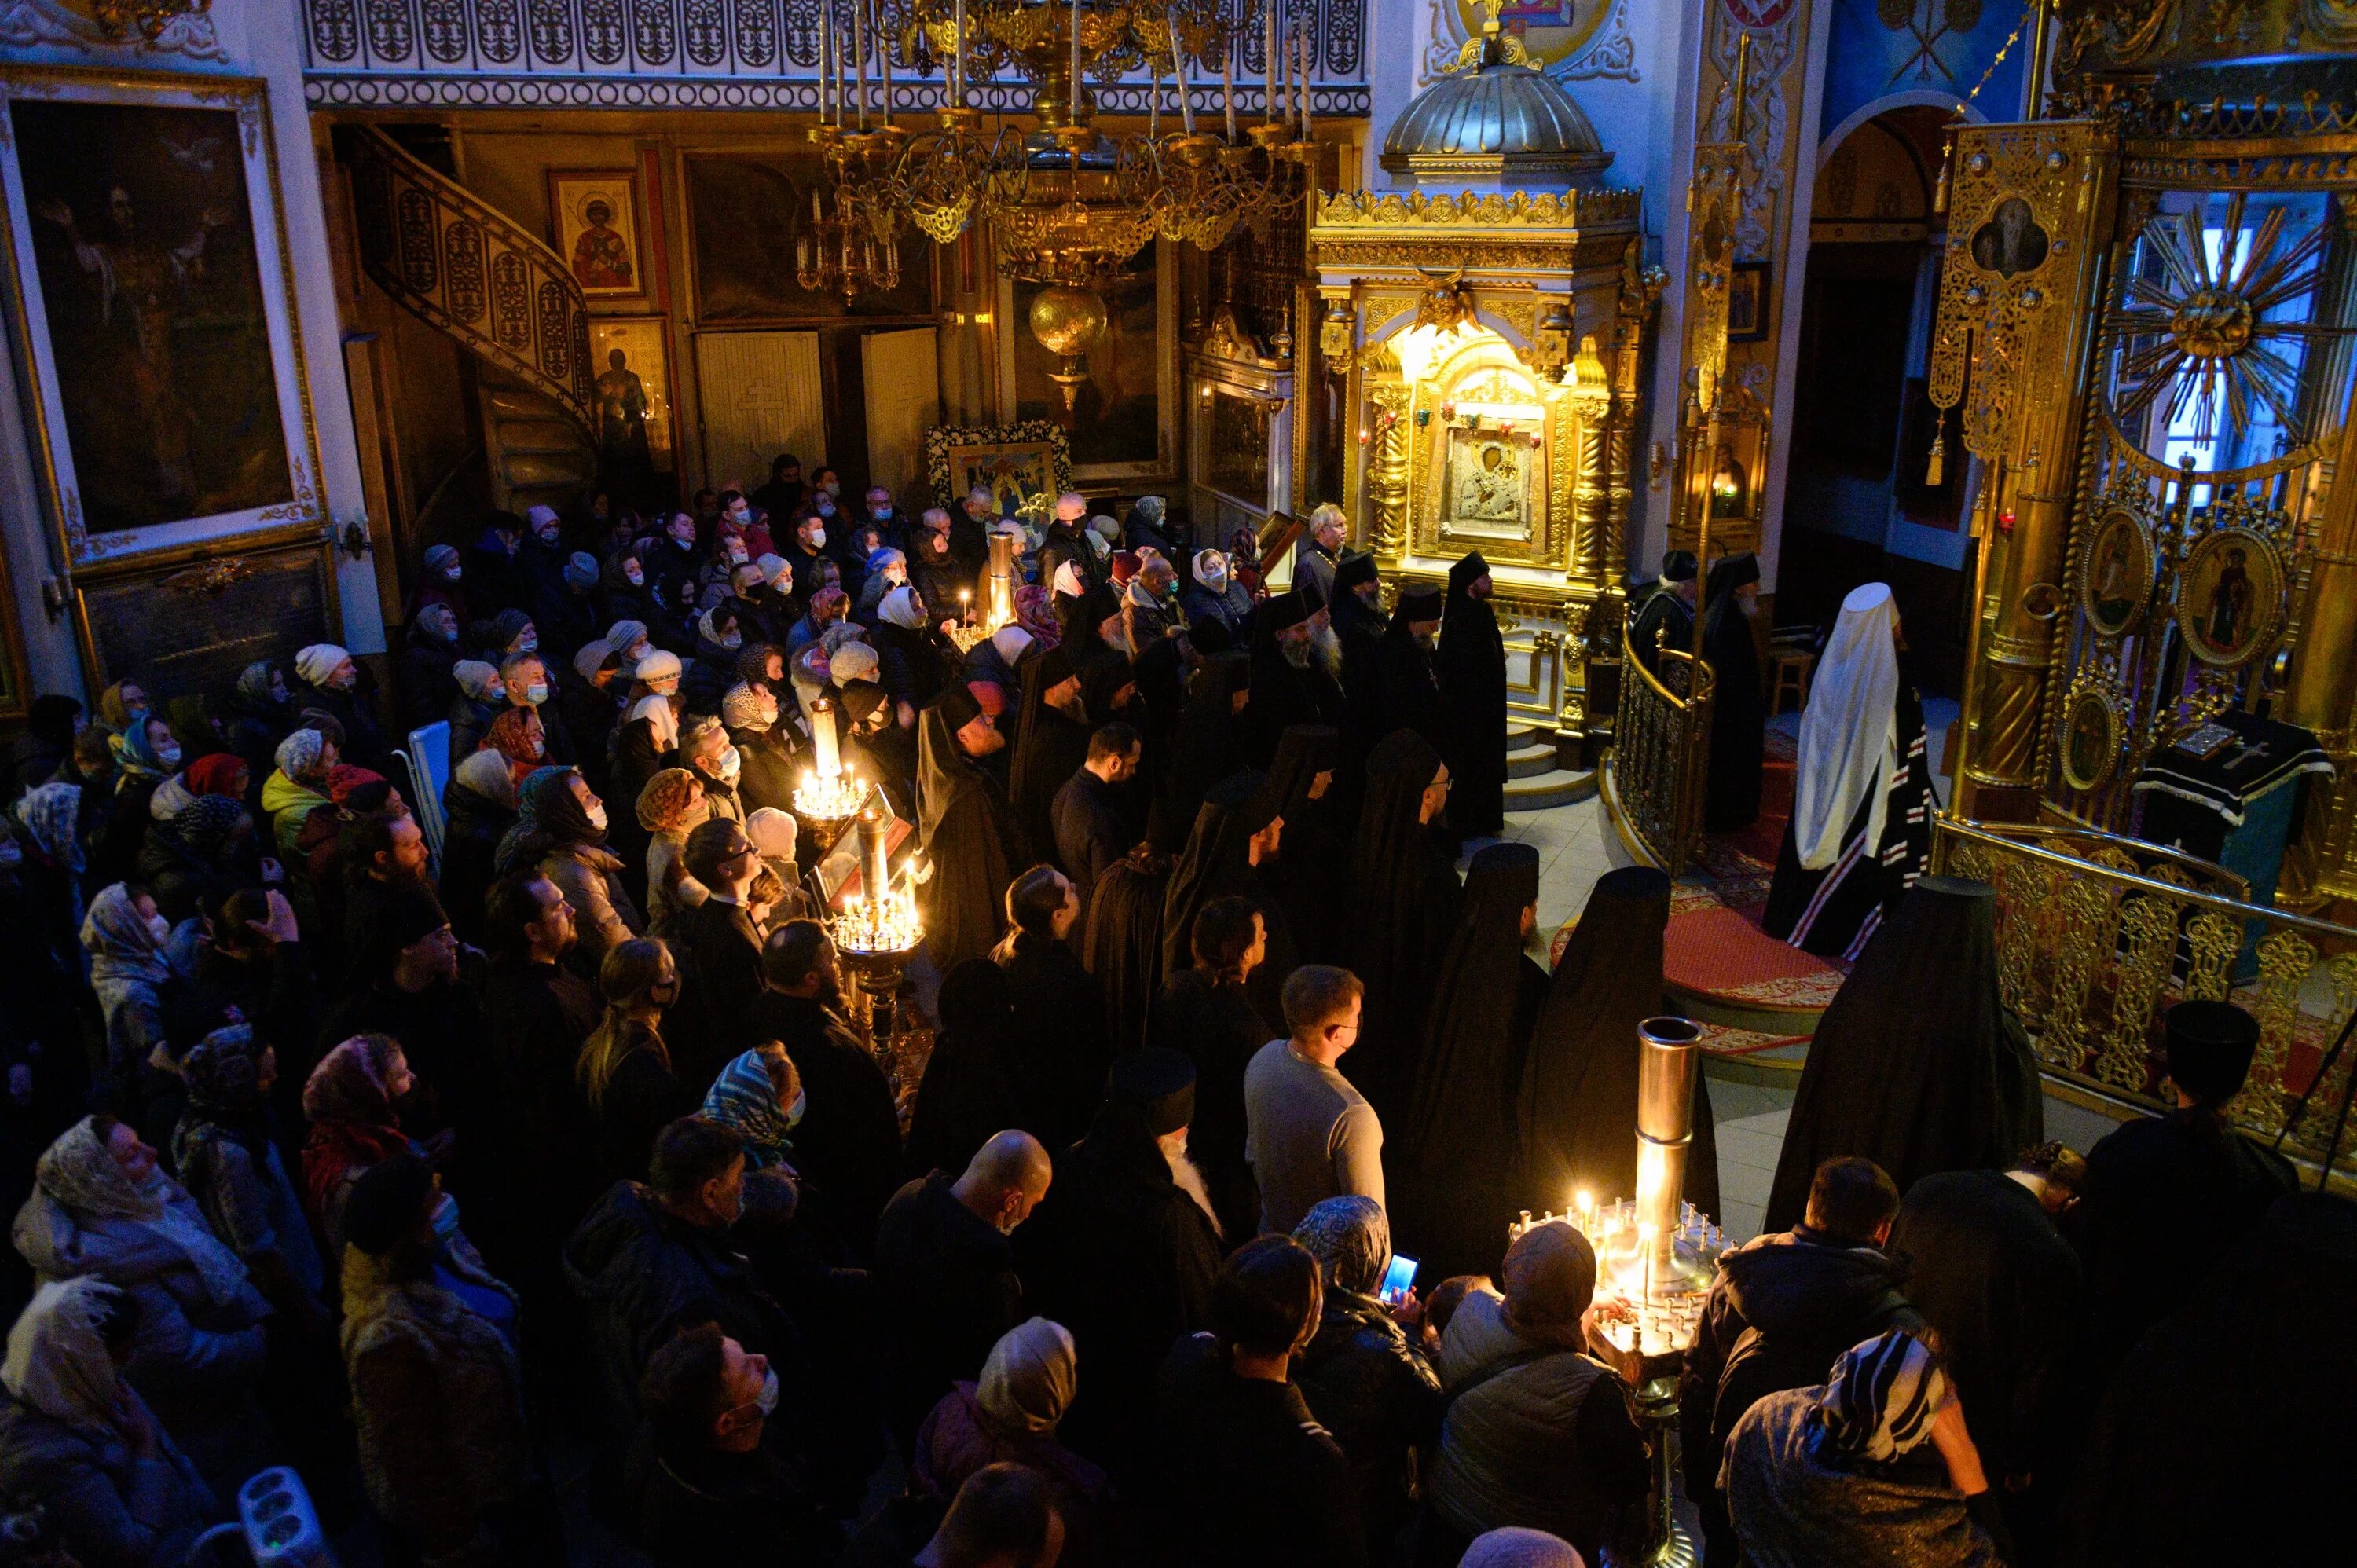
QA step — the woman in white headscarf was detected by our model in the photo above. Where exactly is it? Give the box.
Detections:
[0,1277,215,1567]
[911,1317,1114,1566]
[1761,583,1934,960]
[79,884,182,1094]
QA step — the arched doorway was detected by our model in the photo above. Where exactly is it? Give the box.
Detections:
[1780,105,1970,698]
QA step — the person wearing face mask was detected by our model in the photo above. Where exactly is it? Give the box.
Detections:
[680,715,746,830]
[291,641,390,773]
[951,485,998,576]
[753,452,805,524]
[77,883,189,1130]
[337,1152,533,1565]
[665,819,771,1086]
[446,658,508,767]
[400,602,465,729]
[874,1131,1054,1454]
[612,649,686,875]
[96,679,152,738]
[687,606,749,713]
[1182,548,1253,639]
[720,681,796,815]
[741,920,903,1263]
[498,652,574,767]
[783,507,833,595]
[856,546,911,626]
[497,765,643,967]
[602,551,669,646]
[92,714,181,888]
[869,582,948,719]
[649,511,709,621]
[547,548,605,654]
[409,540,471,627]
[631,1320,834,1564]
[516,503,572,625]
[716,489,776,563]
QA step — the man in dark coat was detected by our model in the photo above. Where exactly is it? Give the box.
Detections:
[996,868,1111,1152]
[740,920,904,1262]
[1369,585,1446,754]
[1050,722,1141,916]
[915,685,1030,975]
[1681,1156,1922,1568]
[564,1117,802,1449]
[1628,550,1697,677]
[1886,1142,2084,1555]
[1329,549,1387,767]
[1013,1048,1222,1483]
[1701,552,1765,831]
[871,1130,1054,1452]
[629,1321,832,1565]
[1435,552,1508,839]
[666,817,769,1088]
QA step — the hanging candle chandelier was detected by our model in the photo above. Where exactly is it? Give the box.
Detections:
[811,0,1321,404]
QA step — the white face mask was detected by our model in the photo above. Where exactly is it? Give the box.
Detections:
[819,480,841,498]
[442,564,462,582]
[726,542,749,564]
[145,913,171,945]
[526,735,545,759]
[720,632,742,650]
[526,681,549,705]
[625,566,644,588]
[1202,566,1229,592]
[517,632,538,654]
[805,526,827,548]
[486,682,508,705]
[717,746,742,782]
[585,802,608,833]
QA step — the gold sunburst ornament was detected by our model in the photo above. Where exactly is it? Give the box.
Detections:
[2105,192,2340,448]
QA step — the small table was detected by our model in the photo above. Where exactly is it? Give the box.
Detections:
[1765,647,1813,716]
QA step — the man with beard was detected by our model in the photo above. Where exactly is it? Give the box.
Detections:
[1628,551,1697,678]
[740,919,903,1260]
[1051,722,1142,911]
[915,685,1030,974]
[1370,585,1446,754]
[1039,493,1102,603]
[1292,504,1347,607]
[1010,647,1094,860]
[1329,548,1388,775]
[1014,1047,1222,1482]
[751,451,805,522]
[1435,552,1508,840]
[783,509,834,599]
[873,1129,1054,1453]
[1248,591,1344,766]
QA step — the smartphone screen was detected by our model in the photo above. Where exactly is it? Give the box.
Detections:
[1379,1253,1419,1306]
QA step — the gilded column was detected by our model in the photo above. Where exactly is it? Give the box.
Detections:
[1366,379,1411,563]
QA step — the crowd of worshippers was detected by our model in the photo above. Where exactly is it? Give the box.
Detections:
[0,469,2340,1568]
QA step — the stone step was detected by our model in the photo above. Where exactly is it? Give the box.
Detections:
[1505,767,1597,812]
[1506,721,1550,746]
[1507,740,1557,779]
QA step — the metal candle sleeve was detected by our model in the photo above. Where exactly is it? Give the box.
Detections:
[858,807,892,913]
[982,529,1020,632]
[1634,1016,1702,1275]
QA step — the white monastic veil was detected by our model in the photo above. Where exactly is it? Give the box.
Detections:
[1791,583,1901,870]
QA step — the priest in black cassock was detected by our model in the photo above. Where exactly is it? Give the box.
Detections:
[1008,646,1092,859]
[1701,552,1765,832]
[1629,550,1697,677]
[1343,728,1462,1123]
[1261,724,1345,965]
[1160,769,1296,1027]
[1436,551,1508,839]
[1371,584,1446,753]
[1331,548,1387,766]
[1762,875,2042,1235]
[915,684,1029,974]
[1168,649,1252,815]
[1517,866,1719,1225]
[1396,841,1547,1282]
[1245,589,1343,766]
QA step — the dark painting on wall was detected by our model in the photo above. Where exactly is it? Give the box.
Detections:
[1013,246,1162,471]
[684,154,933,321]
[11,99,293,533]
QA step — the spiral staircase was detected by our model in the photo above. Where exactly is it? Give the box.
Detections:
[335,125,598,518]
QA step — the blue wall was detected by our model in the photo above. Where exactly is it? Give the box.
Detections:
[1818,0,2029,141]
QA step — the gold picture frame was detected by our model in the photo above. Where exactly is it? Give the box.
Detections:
[587,316,676,483]
[2059,683,2125,793]
[2078,504,2156,639]
[2175,526,2285,669]
[0,66,326,572]
[924,421,1073,515]
[548,167,648,303]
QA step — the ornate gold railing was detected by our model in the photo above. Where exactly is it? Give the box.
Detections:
[336,126,595,438]
[1934,817,2357,1174]
[1612,627,1715,876]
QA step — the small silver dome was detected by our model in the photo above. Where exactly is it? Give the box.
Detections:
[1380,47,1612,187]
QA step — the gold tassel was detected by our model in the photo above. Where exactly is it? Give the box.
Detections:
[1926,433,1946,487]
[1932,137,1952,217]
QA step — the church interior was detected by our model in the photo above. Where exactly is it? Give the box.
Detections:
[0,0,2350,1563]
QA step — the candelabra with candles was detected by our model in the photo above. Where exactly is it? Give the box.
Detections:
[829,805,925,1048]
[1509,1017,1722,1568]
[791,697,869,853]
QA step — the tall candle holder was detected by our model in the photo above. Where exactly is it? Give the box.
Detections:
[829,805,923,1050]
[791,696,868,852]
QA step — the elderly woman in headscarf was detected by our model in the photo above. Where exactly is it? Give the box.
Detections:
[299,1032,417,1255]
[721,680,797,814]
[79,885,185,1108]
[699,1040,803,1173]
[636,767,710,929]
[169,1025,324,1326]
[1014,582,1062,651]
[1721,1328,2001,1568]
[1291,1196,1444,1562]
[870,582,948,714]
[0,1277,214,1568]
[911,1317,1113,1566]
[134,796,255,927]
[94,680,151,738]
[610,650,684,866]
[445,658,506,767]
[1182,547,1254,638]
[221,661,292,802]
[497,765,641,964]
[12,1116,273,1489]
[14,779,89,965]
[436,749,519,947]
[93,714,181,888]
[260,727,337,861]
[289,642,387,773]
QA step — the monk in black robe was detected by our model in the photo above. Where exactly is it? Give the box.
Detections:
[1008,646,1092,863]
[1148,895,1277,1247]
[915,684,1030,975]
[1343,729,1462,1123]
[1330,548,1387,768]
[1517,866,1719,1224]
[1167,650,1252,816]
[1082,799,1190,1057]
[1628,550,1697,677]
[1160,771,1297,1033]
[904,957,1023,1179]
[1261,725,1345,965]
[1762,875,2044,1234]
[1435,552,1508,839]
[1369,584,1446,754]
[1246,590,1343,767]
[1702,552,1765,832]
[1396,842,1547,1281]
[1012,1048,1223,1482]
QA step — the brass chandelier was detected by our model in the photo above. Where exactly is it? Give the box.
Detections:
[808,0,1322,406]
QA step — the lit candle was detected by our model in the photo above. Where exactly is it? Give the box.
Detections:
[812,696,841,778]
[1639,1222,1658,1304]
[1575,1189,1594,1234]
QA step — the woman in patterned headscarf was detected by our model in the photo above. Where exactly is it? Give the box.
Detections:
[1721,1328,2000,1568]
[636,767,709,929]
[134,793,255,926]
[699,1041,802,1172]
[170,1024,325,1317]
[79,883,181,1100]
[482,705,548,789]
[910,1317,1113,1566]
